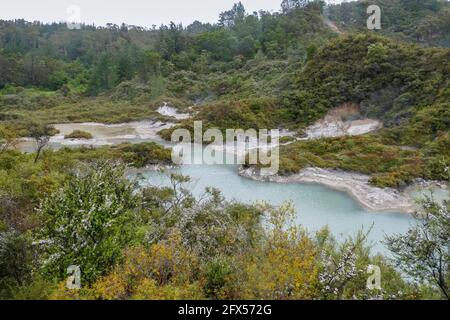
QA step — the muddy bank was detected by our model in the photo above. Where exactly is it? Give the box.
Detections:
[404,179,449,204]
[236,104,432,213]
[239,166,421,213]
[156,102,190,120]
[279,103,383,144]
[305,103,383,139]
[15,120,175,152]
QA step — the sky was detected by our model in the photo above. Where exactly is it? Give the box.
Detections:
[0,0,351,28]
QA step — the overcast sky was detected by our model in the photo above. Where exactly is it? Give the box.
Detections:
[0,0,352,28]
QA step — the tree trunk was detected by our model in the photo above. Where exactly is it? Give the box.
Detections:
[34,146,42,163]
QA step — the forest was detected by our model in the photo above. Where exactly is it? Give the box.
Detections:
[0,0,449,300]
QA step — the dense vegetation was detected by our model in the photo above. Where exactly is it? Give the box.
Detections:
[285,33,449,125]
[1,159,449,300]
[0,0,449,300]
[1,1,448,134]
[328,0,450,47]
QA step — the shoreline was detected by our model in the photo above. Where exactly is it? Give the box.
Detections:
[238,166,430,214]
[126,163,177,175]
[11,116,447,214]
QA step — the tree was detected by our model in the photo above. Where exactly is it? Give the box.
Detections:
[281,0,309,13]
[237,36,259,58]
[219,2,246,27]
[88,54,118,94]
[139,50,162,81]
[116,54,133,83]
[0,52,20,88]
[0,230,34,298]
[385,197,450,299]
[400,0,443,12]
[28,122,55,163]
[36,161,138,284]
[156,22,185,60]
[195,29,238,61]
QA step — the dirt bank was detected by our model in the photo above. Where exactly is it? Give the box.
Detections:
[239,166,418,213]
[305,103,383,139]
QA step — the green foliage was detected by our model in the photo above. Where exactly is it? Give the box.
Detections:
[0,153,445,300]
[195,29,238,61]
[41,174,423,300]
[36,162,138,284]
[195,97,282,129]
[0,230,34,298]
[0,142,171,218]
[317,226,419,299]
[27,121,56,163]
[328,0,450,47]
[401,103,450,146]
[142,174,264,259]
[287,34,449,127]
[64,130,93,140]
[0,122,20,152]
[0,142,173,298]
[0,1,333,97]
[0,1,449,301]
[7,275,56,300]
[204,256,234,299]
[116,143,172,167]
[274,134,425,188]
[385,197,450,299]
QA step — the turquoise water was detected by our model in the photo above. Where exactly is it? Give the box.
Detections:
[138,163,415,254]
[17,121,433,254]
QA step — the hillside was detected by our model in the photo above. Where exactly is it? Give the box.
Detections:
[286,33,449,127]
[328,0,450,47]
[0,1,449,179]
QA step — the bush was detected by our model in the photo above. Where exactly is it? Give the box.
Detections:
[36,161,139,284]
[64,130,93,140]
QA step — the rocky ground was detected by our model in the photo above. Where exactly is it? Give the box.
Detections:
[236,103,448,213]
[156,102,190,120]
[304,103,383,139]
[16,120,174,152]
[239,166,418,213]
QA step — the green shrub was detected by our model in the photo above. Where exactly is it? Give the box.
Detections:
[36,162,138,284]
[64,130,93,140]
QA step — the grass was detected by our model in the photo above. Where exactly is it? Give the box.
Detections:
[0,87,189,124]
[268,134,427,188]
